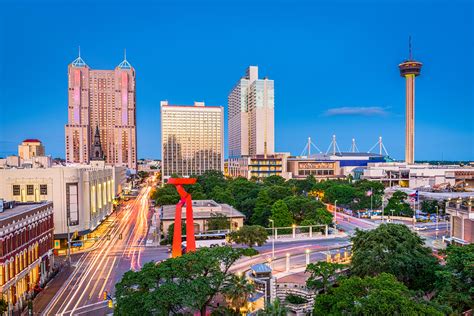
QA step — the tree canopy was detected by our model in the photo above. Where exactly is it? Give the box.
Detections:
[228,225,268,247]
[270,200,293,228]
[385,190,413,216]
[115,246,243,316]
[350,223,439,291]
[313,273,443,316]
[305,261,345,293]
[434,244,474,314]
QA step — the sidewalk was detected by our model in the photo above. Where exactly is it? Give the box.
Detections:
[271,232,347,243]
[32,262,73,315]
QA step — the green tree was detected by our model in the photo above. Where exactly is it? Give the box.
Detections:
[434,244,474,314]
[210,186,235,205]
[304,207,333,226]
[165,222,186,244]
[385,190,412,216]
[0,299,7,314]
[115,247,243,316]
[206,213,230,231]
[152,184,180,206]
[256,298,288,315]
[266,185,292,203]
[228,225,268,247]
[262,175,286,186]
[420,199,441,214]
[323,184,355,205]
[197,170,227,196]
[250,190,272,226]
[186,182,207,200]
[305,261,345,293]
[227,177,260,218]
[283,195,326,224]
[352,180,384,209]
[350,223,438,291]
[270,200,293,228]
[222,274,255,312]
[313,273,443,316]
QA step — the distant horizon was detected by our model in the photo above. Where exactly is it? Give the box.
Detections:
[1,0,472,161]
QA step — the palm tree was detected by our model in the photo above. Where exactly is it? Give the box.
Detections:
[222,274,255,313]
[256,299,288,315]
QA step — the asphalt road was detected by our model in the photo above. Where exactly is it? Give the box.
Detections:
[39,185,168,316]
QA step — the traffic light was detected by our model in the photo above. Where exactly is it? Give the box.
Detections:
[108,300,113,308]
[103,291,108,300]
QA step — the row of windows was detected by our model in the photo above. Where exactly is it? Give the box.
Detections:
[12,185,47,196]
[298,169,335,176]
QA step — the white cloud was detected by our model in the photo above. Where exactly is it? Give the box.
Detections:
[324,106,389,116]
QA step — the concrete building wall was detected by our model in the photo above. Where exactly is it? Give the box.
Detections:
[0,166,123,238]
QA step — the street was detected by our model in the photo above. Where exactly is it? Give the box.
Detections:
[38,184,168,316]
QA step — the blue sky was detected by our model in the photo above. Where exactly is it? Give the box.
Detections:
[0,0,473,161]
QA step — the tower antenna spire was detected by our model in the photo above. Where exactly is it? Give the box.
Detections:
[78,45,81,58]
[409,35,412,60]
[124,48,127,61]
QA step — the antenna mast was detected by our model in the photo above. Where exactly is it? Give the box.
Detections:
[350,138,359,153]
[409,36,412,60]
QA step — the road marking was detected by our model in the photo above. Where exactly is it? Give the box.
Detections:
[98,256,117,299]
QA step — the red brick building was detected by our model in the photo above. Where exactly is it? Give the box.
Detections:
[0,201,54,312]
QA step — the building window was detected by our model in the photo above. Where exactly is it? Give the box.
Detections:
[27,185,34,195]
[40,184,47,195]
[12,185,20,196]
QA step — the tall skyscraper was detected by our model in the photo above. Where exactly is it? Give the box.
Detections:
[160,101,224,179]
[399,39,422,164]
[65,51,137,170]
[228,66,274,158]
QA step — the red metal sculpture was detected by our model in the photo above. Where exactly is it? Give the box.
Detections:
[168,178,197,257]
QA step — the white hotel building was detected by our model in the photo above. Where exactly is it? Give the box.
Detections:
[160,101,224,180]
[228,66,275,158]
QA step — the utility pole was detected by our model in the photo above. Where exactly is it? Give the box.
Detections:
[269,219,275,268]
[67,216,72,266]
[435,205,439,239]
[370,187,373,216]
[381,195,385,223]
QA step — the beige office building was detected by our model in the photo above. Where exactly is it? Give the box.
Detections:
[228,66,274,158]
[161,200,245,235]
[0,165,125,241]
[160,101,224,180]
[18,139,45,160]
[65,53,137,170]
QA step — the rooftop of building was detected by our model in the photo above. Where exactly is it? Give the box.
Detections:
[22,139,42,143]
[160,101,222,108]
[0,201,52,223]
[161,200,245,220]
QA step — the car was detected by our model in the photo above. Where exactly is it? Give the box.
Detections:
[414,226,428,231]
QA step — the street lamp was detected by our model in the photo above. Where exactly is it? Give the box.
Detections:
[435,205,439,239]
[381,195,385,223]
[269,219,275,266]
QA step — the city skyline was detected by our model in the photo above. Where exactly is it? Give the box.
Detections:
[1,0,473,161]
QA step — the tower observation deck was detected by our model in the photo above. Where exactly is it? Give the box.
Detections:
[399,37,422,164]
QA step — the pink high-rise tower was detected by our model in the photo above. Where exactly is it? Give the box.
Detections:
[65,50,137,170]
